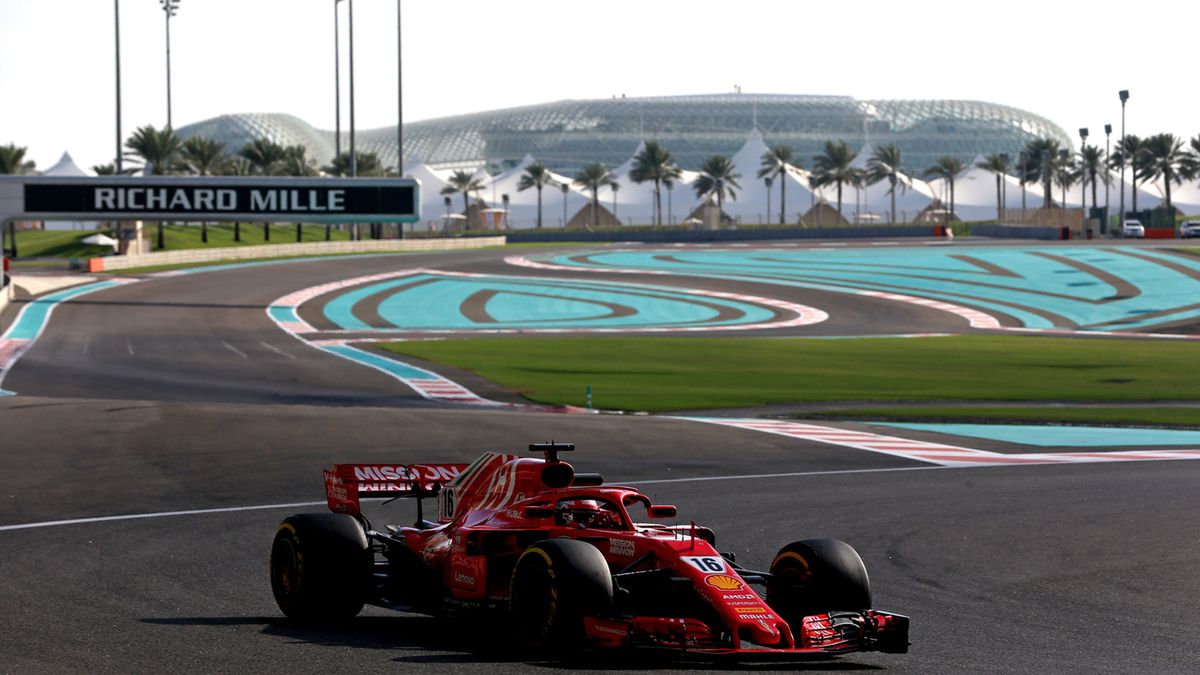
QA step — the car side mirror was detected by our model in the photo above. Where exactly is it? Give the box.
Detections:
[647,505,677,519]
[525,506,556,519]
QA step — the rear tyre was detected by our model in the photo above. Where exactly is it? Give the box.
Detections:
[270,513,372,622]
[766,539,871,624]
[509,539,613,648]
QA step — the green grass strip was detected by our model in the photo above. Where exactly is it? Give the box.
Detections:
[8,229,114,258]
[9,223,351,259]
[804,406,1200,427]
[378,335,1200,412]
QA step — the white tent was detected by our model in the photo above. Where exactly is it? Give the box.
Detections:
[606,142,703,226]
[404,161,453,231]
[926,156,1011,221]
[858,173,936,224]
[921,155,1050,221]
[43,151,92,177]
[849,143,874,170]
[721,129,820,225]
[42,152,98,230]
[482,154,591,229]
[1126,174,1200,215]
[1159,179,1200,215]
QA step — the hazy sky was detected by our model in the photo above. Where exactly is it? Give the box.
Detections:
[1,0,1194,171]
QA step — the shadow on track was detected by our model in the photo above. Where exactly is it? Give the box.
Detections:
[140,616,884,671]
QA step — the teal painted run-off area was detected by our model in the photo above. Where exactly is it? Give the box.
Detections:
[4,281,123,341]
[321,273,775,331]
[1,280,127,397]
[322,343,441,380]
[542,246,1200,331]
[877,422,1200,447]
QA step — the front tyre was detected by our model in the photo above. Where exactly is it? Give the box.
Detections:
[509,539,613,648]
[766,539,871,624]
[270,513,372,622]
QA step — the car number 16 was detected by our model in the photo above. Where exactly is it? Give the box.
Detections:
[684,556,726,573]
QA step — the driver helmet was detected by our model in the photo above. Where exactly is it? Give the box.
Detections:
[558,499,603,525]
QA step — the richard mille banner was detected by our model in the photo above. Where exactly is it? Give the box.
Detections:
[13,176,419,223]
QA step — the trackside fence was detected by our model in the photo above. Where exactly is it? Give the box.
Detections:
[86,236,507,272]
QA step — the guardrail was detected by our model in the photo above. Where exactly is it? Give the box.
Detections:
[972,224,1069,241]
[86,236,507,272]
[504,225,941,244]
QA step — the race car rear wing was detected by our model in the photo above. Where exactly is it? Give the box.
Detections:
[324,463,468,516]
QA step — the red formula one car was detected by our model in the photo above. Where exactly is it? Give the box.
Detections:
[269,443,909,658]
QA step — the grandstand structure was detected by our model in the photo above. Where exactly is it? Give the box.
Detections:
[176,93,1072,174]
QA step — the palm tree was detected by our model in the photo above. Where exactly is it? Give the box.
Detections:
[629,141,681,227]
[1021,138,1064,208]
[277,145,319,241]
[218,157,254,176]
[976,154,1011,221]
[124,124,182,176]
[281,145,317,177]
[518,162,555,229]
[240,139,288,240]
[177,136,228,244]
[180,136,227,176]
[865,144,905,224]
[239,138,286,176]
[923,156,967,221]
[757,145,798,225]
[809,140,860,217]
[440,169,486,227]
[0,143,36,256]
[574,163,617,229]
[1076,144,1107,212]
[692,155,741,223]
[1055,156,1077,207]
[1138,133,1190,211]
[211,157,253,242]
[611,181,620,223]
[0,144,36,174]
[1186,136,1200,183]
[1016,151,1036,210]
[124,125,183,249]
[1109,135,1145,213]
[321,151,386,177]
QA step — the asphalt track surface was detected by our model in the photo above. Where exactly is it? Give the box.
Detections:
[3,241,1199,673]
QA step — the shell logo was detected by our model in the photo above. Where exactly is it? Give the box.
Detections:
[704,574,745,591]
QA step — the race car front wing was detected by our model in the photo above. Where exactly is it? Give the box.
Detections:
[584,609,909,657]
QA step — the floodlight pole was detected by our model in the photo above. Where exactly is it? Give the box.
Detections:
[666,181,673,226]
[160,0,179,129]
[999,153,1009,221]
[1019,151,1027,211]
[114,0,123,173]
[1104,123,1112,235]
[334,0,342,162]
[1118,90,1128,225]
[1059,149,1069,230]
[1079,128,1088,231]
[396,0,403,172]
[348,0,357,178]
[765,176,773,224]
